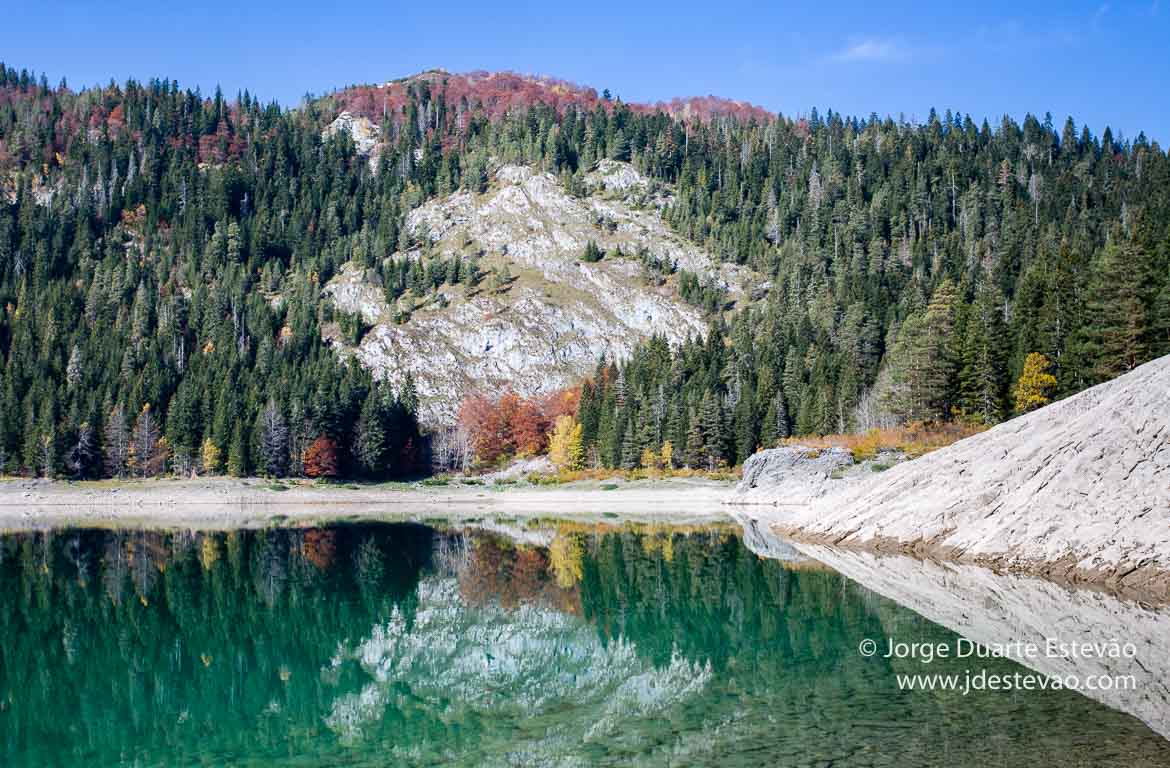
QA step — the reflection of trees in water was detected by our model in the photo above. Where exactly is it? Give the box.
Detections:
[457,534,581,615]
[432,530,469,576]
[0,524,434,766]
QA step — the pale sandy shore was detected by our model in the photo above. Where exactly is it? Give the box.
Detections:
[0,476,734,531]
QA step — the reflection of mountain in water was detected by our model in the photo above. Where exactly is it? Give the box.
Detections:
[326,577,711,753]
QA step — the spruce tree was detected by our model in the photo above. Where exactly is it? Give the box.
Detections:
[698,391,725,469]
[1085,238,1151,380]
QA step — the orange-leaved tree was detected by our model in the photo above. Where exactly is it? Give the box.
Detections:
[303,436,341,478]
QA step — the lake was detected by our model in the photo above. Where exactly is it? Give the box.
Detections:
[1,518,1167,766]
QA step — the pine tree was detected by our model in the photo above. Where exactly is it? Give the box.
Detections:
[354,393,387,477]
[684,408,705,469]
[733,385,757,463]
[619,417,639,470]
[699,391,725,469]
[227,422,248,477]
[1085,239,1151,380]
[957,284,1009,424]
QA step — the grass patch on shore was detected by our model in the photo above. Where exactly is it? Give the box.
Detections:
[782,421,987,460]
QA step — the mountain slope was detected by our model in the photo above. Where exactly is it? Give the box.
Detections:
[324,160,754,423]
[746,354,1170,595]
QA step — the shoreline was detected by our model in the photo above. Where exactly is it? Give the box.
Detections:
[0,475,733,531]
[765,517,1170,605]
[6,475,1168,604]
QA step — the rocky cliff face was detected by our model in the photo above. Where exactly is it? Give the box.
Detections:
[735,354,1170,597]
[324,161,754,423]
[321,111,383,169]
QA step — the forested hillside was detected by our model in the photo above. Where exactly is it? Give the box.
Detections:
[1,62,1167,478]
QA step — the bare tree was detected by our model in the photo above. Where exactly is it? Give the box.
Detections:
[66,422,95,478]
[131,404,162,477]
[431,425,473,473]
[104,404,130,477]
[260,399,289,477]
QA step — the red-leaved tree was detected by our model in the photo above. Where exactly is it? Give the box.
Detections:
[303,436,340,478]
[457,386,582,465]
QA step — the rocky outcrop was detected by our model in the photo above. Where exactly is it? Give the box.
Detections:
[737,354,1170,597]
[325,161,757,423]
[321,111,382,168]
[731,446,854,505]
[729,445,906,505]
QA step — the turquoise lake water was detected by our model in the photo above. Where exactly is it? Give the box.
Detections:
[1,521,1167,766]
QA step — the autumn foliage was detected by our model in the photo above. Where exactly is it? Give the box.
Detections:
[303,436,341,478]
[333,70,773,141]
[458,387,580,465]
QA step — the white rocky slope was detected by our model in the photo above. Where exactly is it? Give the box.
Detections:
[325,161,754,423]
[733,354,1170,594]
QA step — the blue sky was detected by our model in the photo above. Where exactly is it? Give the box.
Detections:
[4,1,1169,142]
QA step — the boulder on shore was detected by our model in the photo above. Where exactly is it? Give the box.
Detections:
[731,446,854,505]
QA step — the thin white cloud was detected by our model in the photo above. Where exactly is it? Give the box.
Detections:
[833,38,904,63]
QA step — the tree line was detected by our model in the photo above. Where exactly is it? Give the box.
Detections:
[1,61,1168,478]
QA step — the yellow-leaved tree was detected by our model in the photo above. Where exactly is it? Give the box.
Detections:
[201,438,222,474]
[1013,352,1058,414]
[547,415,583,470]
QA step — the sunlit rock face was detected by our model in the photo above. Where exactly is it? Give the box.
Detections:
[324,577,712,754]
[323,161,757,424]
[321,111,383,168]
[757,353,1170,594]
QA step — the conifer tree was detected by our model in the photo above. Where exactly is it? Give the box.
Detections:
[1085,239,1151,380]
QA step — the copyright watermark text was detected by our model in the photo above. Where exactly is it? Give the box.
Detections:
[857,636,1138,663]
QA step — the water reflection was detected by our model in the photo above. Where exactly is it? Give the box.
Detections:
[738,516,1170,742]
[0,521,1167,766]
